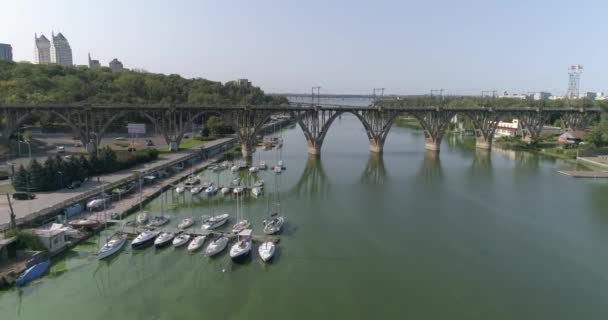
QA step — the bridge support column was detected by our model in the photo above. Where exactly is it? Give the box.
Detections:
[411,109,455,154]
[515,110,552,145]
[292,108,341,157]
[353,109,400,155]
[464,110,500,152]
[225,108,272,159]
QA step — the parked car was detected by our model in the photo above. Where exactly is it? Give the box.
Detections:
[145,139,154,146]
[57,146,66,153]
[13,192,36,200]
[67,181,82,189]
[114,137,126,141]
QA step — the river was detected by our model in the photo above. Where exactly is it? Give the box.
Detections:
[1,110,608,319]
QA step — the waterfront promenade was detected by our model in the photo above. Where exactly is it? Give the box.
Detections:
[0,137,236,228]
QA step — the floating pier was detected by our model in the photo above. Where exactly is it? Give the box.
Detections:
[557,170,608,178]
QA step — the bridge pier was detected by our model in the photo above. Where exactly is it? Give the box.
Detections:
[225,108,272,159]
[352,109,399,155]
[293,109,341,157]
[514,110,552,145]
[411,109,454,154]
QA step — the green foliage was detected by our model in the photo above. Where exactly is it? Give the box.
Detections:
[13,165,28,191]
[0,60,287,105]
[207,116,231,136]
[585,116,608,148]
[4,229,47,251]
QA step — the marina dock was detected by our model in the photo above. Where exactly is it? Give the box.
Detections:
[557,170,608,178]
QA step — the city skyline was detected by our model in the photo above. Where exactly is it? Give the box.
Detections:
[1,0,607,95]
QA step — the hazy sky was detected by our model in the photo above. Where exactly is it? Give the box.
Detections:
[1,0,606,95]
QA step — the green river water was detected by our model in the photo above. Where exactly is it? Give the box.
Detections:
[2,114,608,320]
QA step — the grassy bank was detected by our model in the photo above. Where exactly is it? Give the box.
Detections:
[494,137,582,161]
[394,116,423,130]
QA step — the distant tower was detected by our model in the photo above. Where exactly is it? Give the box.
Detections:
[566,65,583,98]
[50,32,73,66]
[109,58,124,72]
[0,43,12,61]
[88,53,100,68]
[34,33,51,64]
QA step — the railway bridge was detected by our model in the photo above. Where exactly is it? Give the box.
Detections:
[0,103,601,157]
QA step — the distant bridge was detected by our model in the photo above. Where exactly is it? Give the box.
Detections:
[0,103,601,157]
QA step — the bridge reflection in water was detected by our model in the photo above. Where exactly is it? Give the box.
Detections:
[416,150,444,180]
[289,155,330,198]
[359,153,388,185]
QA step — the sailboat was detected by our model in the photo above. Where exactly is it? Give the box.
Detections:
[98,232,127,259]
[229,190,253,262]
[188,235,206,252]
[201,213,230,230]
[229,232,252,262]
[131,230,160,249]
[154,232,175,248]
[205,235,229,257]
[258,241,276,262]
[178,218,195,229]
[172,234,191,247]
[232,192,251,233]
[175,185,186,194]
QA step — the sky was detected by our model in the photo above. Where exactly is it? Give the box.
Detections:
[1,0,607,95]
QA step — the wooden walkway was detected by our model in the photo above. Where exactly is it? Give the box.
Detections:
[557,170,608,178]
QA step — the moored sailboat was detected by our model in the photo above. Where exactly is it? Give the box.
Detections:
[258,241,276,262]
[98,232,127,259]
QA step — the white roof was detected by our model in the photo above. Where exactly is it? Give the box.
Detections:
[238,229,253,237]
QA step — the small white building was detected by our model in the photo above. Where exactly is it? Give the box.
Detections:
[34,227,66,254]
[494,119,521,138]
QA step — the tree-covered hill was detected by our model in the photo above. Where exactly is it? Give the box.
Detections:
[0,60,286,105]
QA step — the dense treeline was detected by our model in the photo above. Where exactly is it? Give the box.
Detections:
[12,147,159,192]
[0,60,287,105]
[378,96,608,110]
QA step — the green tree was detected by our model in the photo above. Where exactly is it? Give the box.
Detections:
[79,155,92,179]
[27,159,45,191]
[207,116,227,136]
[12,165,28,192]
[42,156,59,190]
[585,117,608,148]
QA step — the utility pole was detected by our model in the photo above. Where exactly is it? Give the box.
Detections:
[6,193,16,230]
[372,88,385,102]
[311,86,321,106]
[430,89,445,99]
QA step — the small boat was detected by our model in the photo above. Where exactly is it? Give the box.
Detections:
[68,219,100,229]
[172,234,191,247]
[251,187,263,198]
[229,237,252,262]
[220,161,230,169]
[221,187,231,195]
[232,186,244,195]
[263,215,285,235]
[258,241,276,262]
[184,175,200,186]
[136,211,149,224]
[201,181,212,188]
[98,232,127,260]
[201,213,230,230]
[131,230,160,249]
[230,178,241,186]
[15,259,51,287]
[154,232,175,248]
[205,236,229,257]
[258,161,267,170]
[147,215,170,227]
[273,166,282,173]
[249,166,259,173]
[205,185,219,195]
[187,235,206,252]
[232,219,251,234]
[231,165,238,173]
[278,160,284,168]
[175,185,186,194]
[190,186,203,194]
[178,218,195,229]
[253,180,265,187]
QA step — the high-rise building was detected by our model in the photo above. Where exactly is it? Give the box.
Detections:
[0,43,12,61]
[235,79,252,87]
[109,58,123,72]
[34,33,51,64]
[50,32,73,66]
[88,53,100,68]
